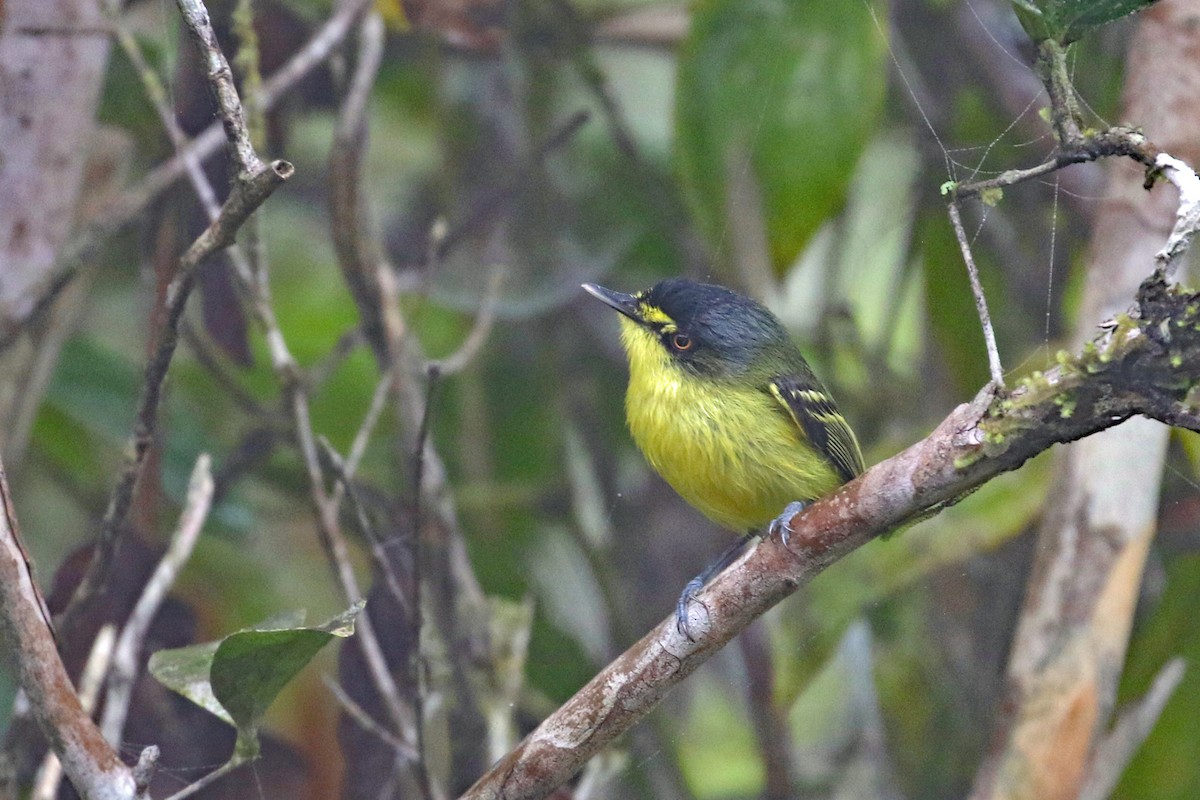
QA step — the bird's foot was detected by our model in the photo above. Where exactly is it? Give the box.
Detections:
[675,577,706,642]
[769,501,809,551]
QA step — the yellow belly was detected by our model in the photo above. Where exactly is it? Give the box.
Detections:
[624,358,842,532]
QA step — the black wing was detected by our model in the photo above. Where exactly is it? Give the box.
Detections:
[769,374,864,484]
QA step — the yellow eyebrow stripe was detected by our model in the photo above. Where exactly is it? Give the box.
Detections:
[638,304,675,326]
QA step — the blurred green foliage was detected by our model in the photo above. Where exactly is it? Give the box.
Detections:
[5,0,1193,797]
[676,0,887,276]
[1011,0,1158,43]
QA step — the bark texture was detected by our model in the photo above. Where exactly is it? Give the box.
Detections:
[969,3,1200,798]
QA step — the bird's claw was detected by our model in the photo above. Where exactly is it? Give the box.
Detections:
[770,501,808,551]
[675,577,705,642]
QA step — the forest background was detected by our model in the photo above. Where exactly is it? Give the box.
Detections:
[1,0,1199,798]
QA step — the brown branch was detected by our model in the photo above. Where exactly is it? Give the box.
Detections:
[0,460,136,799]
[950,126,1159,202]
[324,676,421,760]
[31,624,116,800]
[320,436,412,619]
[174,0,263,176]
[460,272,1200,800]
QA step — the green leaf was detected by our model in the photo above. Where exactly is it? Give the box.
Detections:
[146,640,231,725]
[149,603,363,750]
[675,0,886,274]
[1011,0,1158,43]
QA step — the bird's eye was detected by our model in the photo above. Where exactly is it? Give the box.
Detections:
[670,333,692,352]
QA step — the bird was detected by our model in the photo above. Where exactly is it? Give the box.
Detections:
[583,277,864,639]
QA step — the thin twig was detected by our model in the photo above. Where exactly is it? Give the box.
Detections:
[181,321,266,417]
[320,438,413,619]
[405,364,438,798]
[100,455,215,746]
[344,372,395,479]
[108,0,262,293]
[948,201,1005,388]
[411,366,440,543]
[307,326,366,392]
[431,266,506,377]
[105,0,222,219]
[324,676,421,760]
[164,756,246,800]
[329,9,388,358]
[1079,658,1186,800]
[950,126,1157,202]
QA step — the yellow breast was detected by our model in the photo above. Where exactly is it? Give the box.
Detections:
[619,318,841,532]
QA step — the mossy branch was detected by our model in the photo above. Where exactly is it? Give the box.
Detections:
[460,272,1200,800]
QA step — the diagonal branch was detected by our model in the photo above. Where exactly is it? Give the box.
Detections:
[0,460,136,799]
[461,271,1200,800]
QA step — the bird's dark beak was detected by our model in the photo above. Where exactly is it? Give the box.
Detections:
[582,283,641,321]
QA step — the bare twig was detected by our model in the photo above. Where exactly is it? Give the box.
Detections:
[107,0,262,294]
[1034,38,1084,146]
[338,370,398,493]
[31,625,117,800]
[411,364,440,544]
[431,265,506,376]
[307,326,365,392]
[100,455,214,746]
[0,459,134,798]
[948,201,1005,388]
[329,9,388,358]
[164,757,245,800]
[180,321,266,418]
[461,272,1200,800]
[950,127,1157,202]
[104,0,222,219]
[324,676,420,760]
[1078,658,1185,800]
[405,363,438,794]
[320,438,412,619]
